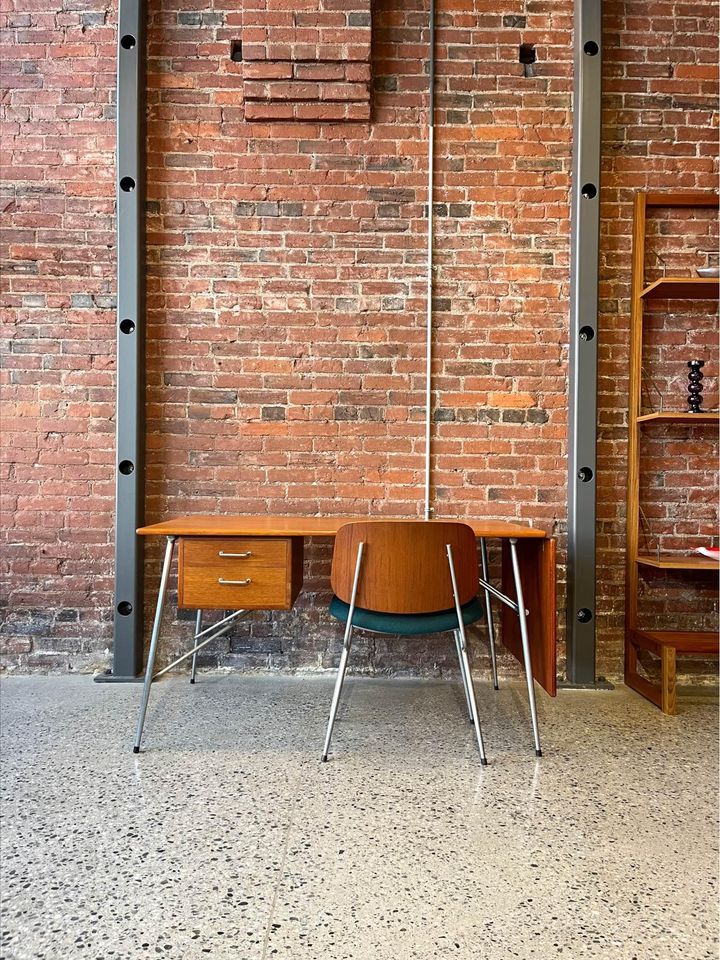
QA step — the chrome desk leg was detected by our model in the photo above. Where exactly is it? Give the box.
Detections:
[509,538,542,757]
[454,629,473,722]
[447,545,488,766]
[190,610,202,684]
[133,536,176,754]
[480,537,499,690]
[321,542,364,762]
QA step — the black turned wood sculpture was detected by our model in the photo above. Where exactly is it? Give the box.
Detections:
[687,359,704,413]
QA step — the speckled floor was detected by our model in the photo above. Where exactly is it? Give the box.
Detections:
[0,675,717,960]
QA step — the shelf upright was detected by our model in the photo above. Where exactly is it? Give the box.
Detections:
[625,191,649,647]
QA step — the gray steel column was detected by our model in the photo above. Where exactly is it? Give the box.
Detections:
[566,0,602,683]
[108,0,146,679]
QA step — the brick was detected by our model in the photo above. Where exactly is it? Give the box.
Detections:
[344,63,371,83]
[280,203,304,216]
[243,62,294,81]
[244,101,294,121]
[448,203,472,218]
[70,294,94,308]
[261,406,286,420]
[255,202,280,216]
[80,12,106,27]
[235,202,257,216]
[293,63,345,82]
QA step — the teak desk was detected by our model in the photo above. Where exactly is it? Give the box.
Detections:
[133,516,556,752]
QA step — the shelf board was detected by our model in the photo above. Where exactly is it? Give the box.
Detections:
[645,192,719,209]
[636,411,720,424]
[636,553,720,571]
[631,629,719,654]
[640,277,720,300]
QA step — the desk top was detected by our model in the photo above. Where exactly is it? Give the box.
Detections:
[137,515,548,539]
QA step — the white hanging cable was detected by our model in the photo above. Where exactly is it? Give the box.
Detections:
[423,0,435,521]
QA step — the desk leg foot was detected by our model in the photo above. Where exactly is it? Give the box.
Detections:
[132,536,177,754]
[509,539,542,756]
[321,638,352,763]
[190,610,202,684]
[322,546,363,763]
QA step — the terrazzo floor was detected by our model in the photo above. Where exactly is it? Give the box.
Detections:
[0,674,717,960]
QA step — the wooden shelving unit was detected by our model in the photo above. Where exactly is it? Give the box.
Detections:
[624,190,720,713]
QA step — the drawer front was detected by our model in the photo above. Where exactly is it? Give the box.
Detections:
[179,537,292,610]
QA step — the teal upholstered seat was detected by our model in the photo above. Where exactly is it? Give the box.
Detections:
[329,594,483,637]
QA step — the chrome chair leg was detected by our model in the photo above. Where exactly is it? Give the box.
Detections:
[133,536,177,754]
[321,541,364,762]
[509,538,542,757]
[454,629,473,722]
[190,609,202,684]
[447,545,488,766]
[480,537,499,690]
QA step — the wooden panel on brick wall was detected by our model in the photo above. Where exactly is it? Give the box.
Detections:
[501,539,557,697]
[241,0,372,122]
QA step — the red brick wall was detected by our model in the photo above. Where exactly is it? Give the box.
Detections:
[1,3,118,668]
[598,2,719,673]
[1,1,717,678]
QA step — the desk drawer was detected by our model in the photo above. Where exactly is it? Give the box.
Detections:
[178,537,303,610]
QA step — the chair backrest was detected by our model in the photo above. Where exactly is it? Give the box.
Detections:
[330,520,478,614]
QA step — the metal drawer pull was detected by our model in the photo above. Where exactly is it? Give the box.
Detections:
[218,578,252,586]
[218,551,252,559]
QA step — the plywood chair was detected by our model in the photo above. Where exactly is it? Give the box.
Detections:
[322,520,488,765]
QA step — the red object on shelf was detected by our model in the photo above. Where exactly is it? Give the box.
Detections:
[695,547,720,562]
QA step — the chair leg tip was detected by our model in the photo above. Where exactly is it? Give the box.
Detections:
[493,684,499,691]
[190,678,195,685]
[320,754,328,763]
[535,748,542,757]
[132,746,140,754]
[480,757,488,766]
